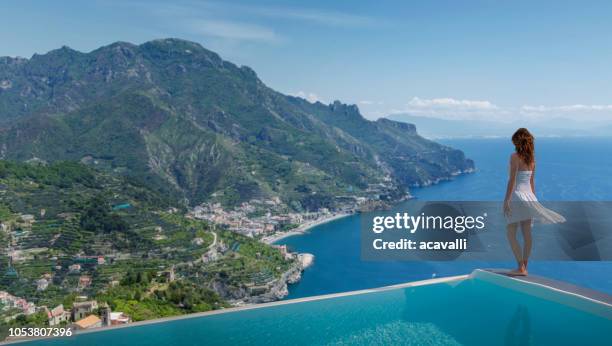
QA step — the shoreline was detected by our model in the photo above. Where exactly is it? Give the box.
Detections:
[261,211,354,244]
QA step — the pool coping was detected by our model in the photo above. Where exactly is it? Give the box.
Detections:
[475,269,612,319]
[480,268,612,306]
[1,274,468,345]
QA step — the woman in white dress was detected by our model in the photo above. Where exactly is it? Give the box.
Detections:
[503,128,565,276]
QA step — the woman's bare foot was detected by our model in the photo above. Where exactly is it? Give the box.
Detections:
[508,269,524,276]
[508,263,528,276]
[520,261,528,276]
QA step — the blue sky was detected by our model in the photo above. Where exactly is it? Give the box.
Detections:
[2,0,612,121]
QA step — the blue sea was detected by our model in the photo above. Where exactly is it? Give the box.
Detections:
[278,137,612,298]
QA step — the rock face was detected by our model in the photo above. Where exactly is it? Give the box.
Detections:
[0,38,474,208]
[240,254,312,303]
[297,253,314,270]
[255,264,303,303]
[212,261,303,304]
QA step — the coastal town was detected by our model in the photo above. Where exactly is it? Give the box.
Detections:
[189,182,406,243]
[190,199,356,242]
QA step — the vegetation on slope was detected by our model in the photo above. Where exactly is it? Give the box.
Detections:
[0,161,294,333]
[0,39,473,208]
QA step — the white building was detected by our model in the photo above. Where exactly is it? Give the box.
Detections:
[36,278,49,291]
[110,312,131,325]
[47,304,69,326]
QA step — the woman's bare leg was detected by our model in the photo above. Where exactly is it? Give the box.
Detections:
[506,223,523,274]
[520,220,532,275]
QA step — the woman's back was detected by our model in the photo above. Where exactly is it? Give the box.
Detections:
[512,152,535,171]
[510,153,534,193]
[515,170,532,192]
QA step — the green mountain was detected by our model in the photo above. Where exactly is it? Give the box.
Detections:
[0,160,294,328]
[0,38,473,208]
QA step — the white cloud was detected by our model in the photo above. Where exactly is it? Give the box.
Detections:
[518,104,612,122]
[521,104,612,112]
[236,5,377,27]
[294,91,324,104]
[390,97,502,121]
[382,96,612,123]
[407,97,498,110]
[127,1,377,45]
[152,1,377,28]
[187,19,279,42]
[359,100,374,105]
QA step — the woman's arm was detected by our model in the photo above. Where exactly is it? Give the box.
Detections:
[530,162,536,194]
[504,155,518,217]
[504,155,518,203]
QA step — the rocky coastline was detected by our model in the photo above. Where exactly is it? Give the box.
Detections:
[220,258,308,305]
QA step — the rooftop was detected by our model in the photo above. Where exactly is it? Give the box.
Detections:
[74,315,101,329]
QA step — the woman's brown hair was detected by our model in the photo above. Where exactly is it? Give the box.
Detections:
[512,128,535,166]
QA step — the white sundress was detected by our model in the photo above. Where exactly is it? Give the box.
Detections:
[506,170,566,225]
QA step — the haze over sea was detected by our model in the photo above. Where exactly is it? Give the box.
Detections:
[278,137,612,299]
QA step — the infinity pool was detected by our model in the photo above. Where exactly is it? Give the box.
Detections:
[17,270,612,346]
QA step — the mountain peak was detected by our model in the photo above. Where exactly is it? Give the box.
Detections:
[31,45,83,60]
[89,41,140,63]
[140,38,209,54]
[100,41,138,51]
[329,100,362,119]
[146,37,204,47]
[138,38,225,68]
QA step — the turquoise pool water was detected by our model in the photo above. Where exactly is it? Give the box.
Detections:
[21,271,611,346]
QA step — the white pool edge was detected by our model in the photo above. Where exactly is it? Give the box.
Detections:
[471,269,612,320]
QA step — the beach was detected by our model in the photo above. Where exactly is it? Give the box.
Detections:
[261,212,353,244]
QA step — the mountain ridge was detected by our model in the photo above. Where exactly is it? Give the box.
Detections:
[0,38,474,208]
